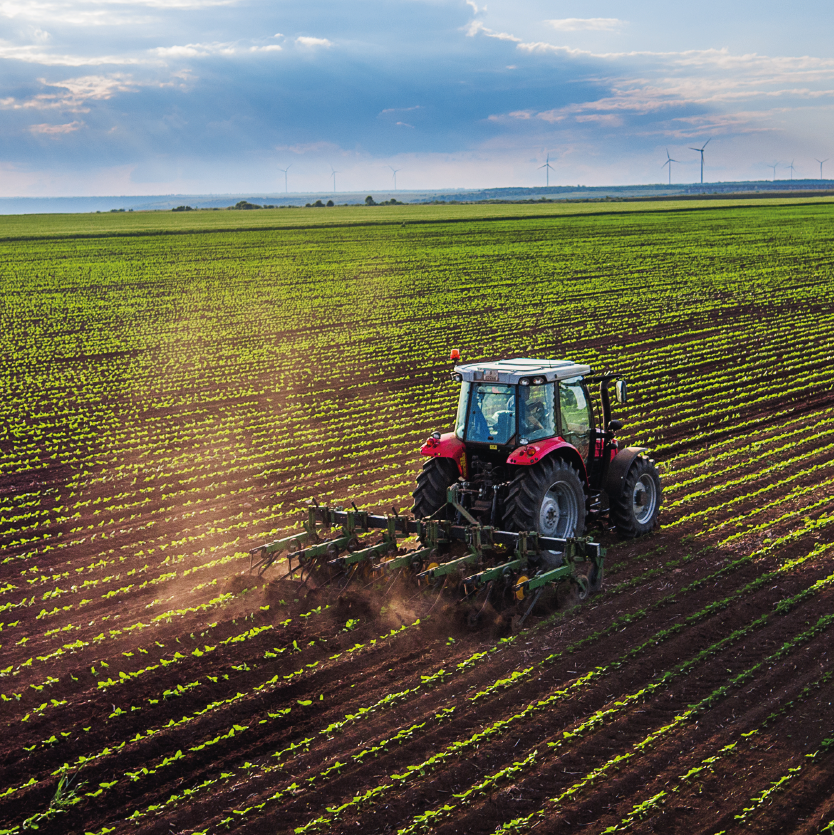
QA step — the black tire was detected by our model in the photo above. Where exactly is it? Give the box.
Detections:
[412,457,459,519]
[505,457,586,538]
[610,456,662,538]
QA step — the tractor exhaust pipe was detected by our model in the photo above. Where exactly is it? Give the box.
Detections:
[600,378,612,431]
[598,377,622,490]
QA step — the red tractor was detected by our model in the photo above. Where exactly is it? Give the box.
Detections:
[248,354,660,616]
[413,355,661,542]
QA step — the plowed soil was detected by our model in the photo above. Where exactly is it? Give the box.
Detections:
[2,200,834,835]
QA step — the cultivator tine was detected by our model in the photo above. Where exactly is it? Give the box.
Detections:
[295,564,312,596]
[476,580,494,615]
[517,588,543,629]
[279,560,305,580]
[336,564,359,597]
[381,568,403,598]
[426,577,449,614]
[248,503,326,575]
[248,530,308,575]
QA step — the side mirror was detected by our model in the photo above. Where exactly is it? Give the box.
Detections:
[607,419,623,432]
[615,379,627,405]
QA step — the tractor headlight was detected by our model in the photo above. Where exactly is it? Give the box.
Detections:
[519,438,529,446]
[532,375,546,385]
[450,372,463,382]
[519,377,531,386]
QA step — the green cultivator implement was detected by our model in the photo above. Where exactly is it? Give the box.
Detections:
[250,486,605,626]
[249,353,660,623]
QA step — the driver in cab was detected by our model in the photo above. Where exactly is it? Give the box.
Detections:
[525,400,546,434]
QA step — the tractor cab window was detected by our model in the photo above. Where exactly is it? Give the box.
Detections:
[559,377,592,460]
[519,383,555,442]
[463,383,516,445]
[454,381,471,440]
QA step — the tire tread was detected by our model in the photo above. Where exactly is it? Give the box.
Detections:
[412,458,459,518]
[610,456,662,538]
[504,457,586,536]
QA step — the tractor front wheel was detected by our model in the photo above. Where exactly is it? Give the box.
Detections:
[505,457,586,539]
[610,456,662,537]
[412,457,459,519]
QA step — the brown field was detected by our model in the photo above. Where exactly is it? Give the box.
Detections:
[1,200,833,835]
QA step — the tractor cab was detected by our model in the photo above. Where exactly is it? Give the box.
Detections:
[452,359,595,460]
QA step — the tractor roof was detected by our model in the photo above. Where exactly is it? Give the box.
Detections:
[454,358,592,385]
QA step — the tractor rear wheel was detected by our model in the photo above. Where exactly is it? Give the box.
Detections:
[505,457,586,539]
[610,456,662,537]
[412,458,459,519]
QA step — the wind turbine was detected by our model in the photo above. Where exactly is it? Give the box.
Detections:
[388,165,402,191]
[329,165,339,194]
[815,158,829,180]
[786,159,796,181]
[689,139,711,185]
[768,162,780,181]
[278,164,292,194]
[538,154,554,187]
[661,148,680,185]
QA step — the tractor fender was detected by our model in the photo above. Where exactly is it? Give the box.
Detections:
[420,432,467,477]
[507,437,589,485]
[606,446,649,498]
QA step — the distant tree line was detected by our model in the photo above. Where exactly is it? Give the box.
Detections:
[365,196,403,205]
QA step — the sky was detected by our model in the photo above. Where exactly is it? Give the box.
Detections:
[1,0,833,196]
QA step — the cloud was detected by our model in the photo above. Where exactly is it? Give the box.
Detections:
[29,119,83,134]
[249,44,282,53]
[464,20,520,42]
[54,73,139,99]
[273,141,341,155]
[153,42,236,58]
[295,36,331,48]
[0,2,155,26]
[516,42,588,57]
[502,40,834,132]
[112,0,238,6]
[1,73,143,112]
[379,105,422,115]
[546,18,625,32]
[515,41,834,79]
[483,40,834,142]
[656,110,781,138]
[0,0,240,25]
[396,121,414,128]
[575,113,623,125]
[0,43,144,65]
